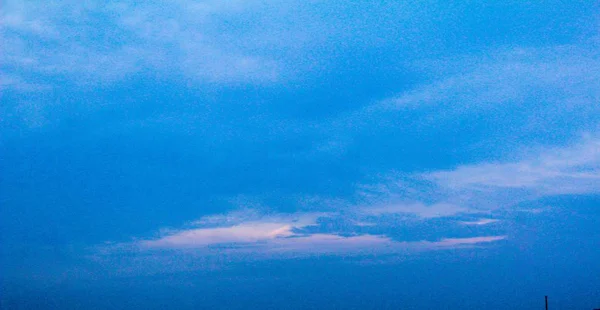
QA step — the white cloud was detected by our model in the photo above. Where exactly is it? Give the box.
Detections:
[0,74,49,92]
[327,43,600,217]
[142,222,295,249]
[320,43,600,148]
[340,138,600,225]
[93,230,506,275]
[111,209,506,260]
[141,211,323,249]
[383,45,600,111]
[459,219,500,226]
[152,135,599,260]
[0,0,281,88]
[245,233,396,255]
[266,234,506,254]
[83,40,600,264]
[360,202,470,218]
[138,226,398,255]
[426,137,600,197]
[427,236,506,247]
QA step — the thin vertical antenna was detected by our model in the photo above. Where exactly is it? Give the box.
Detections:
[545,296,548,310]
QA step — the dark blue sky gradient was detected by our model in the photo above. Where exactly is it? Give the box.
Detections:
[2,1,600,309]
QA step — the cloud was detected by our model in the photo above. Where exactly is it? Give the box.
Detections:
[240,233,397,255]
[459,219,500,226]
[318,43,600,156]
[425,137,600,197]
[326,43,600,215]
[383,45,600,111]
[428,236,506,247]
[119,132,600,261]
[360,202,470,218]
[343,136,600,218]
[328,137,600,230]
[141,213,319,249]
[137,211,383,252]
[265,234,506,254]
[0,0,281,89]
[190,208,324,227]
[102,208,506,262]
[0,74,50,92]
[75,37,600,267]
[93,228,505,276]
[142,223,295,249]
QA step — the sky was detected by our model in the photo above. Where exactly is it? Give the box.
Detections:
[1,1,600,309]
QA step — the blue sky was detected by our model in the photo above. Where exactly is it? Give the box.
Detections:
[1,1,600,309]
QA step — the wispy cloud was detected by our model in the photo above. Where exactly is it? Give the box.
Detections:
[0,0,282,89]
[76,34,600,268]
[142,223,295,249]
[264,234,506,255]
[429,236,506,247]
[320,43,600,216]
[93,225,505,275]
[425,137,600,197]
[102,207,505,263]
[103,136,599,258]
[360,202,470,218]
[383,45,600,111]
[459,219,500,226]
[0,74,50,92]
[354,136,600,216]
[116,124,599,262]
[317,43,600,161]
[141,212,319,249]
